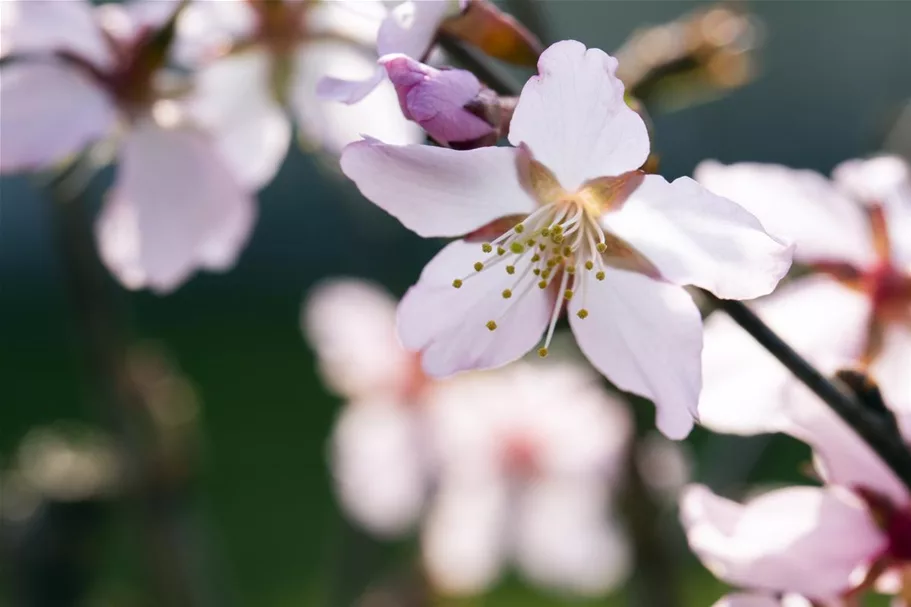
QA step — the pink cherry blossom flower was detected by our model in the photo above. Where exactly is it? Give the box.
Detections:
[712,594,812,607]
[304,278,633,596]
[0,0,255,293]
[696,156,911,433]
[681,374,911,604]
[174,0,423,190]
[339,40,793,439]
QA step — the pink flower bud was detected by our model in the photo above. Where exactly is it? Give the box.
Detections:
[380,54,495,147]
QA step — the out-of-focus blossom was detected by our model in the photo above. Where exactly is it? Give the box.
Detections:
[380,54,498,148]
[711,593,812,607]
[304,278,632,596]
[339,40,793,439]
[0,0,256,293]
[682,373,911,603]
[174,0,423,189]
[318,0,541,104]
[696,156,911,432]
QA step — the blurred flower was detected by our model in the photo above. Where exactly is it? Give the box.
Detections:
[711,594,812,607]
[339,40,793,439]
[318,0,541,104]
[380,54,498,148]
[174,0,423,189]
[0,0,256,293]
[304,278,632,596]
[681,372,911,604]
[696,156,911,432]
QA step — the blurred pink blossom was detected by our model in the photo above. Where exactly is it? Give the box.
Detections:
[712,594,812,607]
[304,278,633,596]
[696,156,911,433]
[339,40,793,439]
[0,0,255,293]
[175,0,422,190]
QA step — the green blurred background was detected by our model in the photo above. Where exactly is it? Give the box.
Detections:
[2,1,910,605]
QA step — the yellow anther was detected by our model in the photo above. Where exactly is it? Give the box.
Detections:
[506,265,516,275]
[533,268,541,276]
[482,243,493,253]
[474,261,484,272]
[577,309,589,319]
[538,243,547,251]
[563,246,572,256]
[552,234,564,244]
[452,279,463,288]
[596,271,605,280]
[541,228,551,237]
[486,320,498,331]
[525,238,536,247]
[537,347,549,358]
[509,242,525,254]
[538,280,548,289]
[566,265,576,274]
[596,242,607,253]
[514,224,525,234]
[585,260,594,271]
[564,289,574,300]
[541,269,551,279]
[497,246,506,256]
[502,289,512,299]
[547,258,557,268]
[552,224,564,234]
[531,254,541,263]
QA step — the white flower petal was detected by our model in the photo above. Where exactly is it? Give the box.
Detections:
[422,477,508,595]
[508,40,649,191]
[340,141,535,238]
[694,161,875,267]
[187,49,290,190]
[713,593,812,607]
[95,0,180,45]
[376,0,451,59]
[515,480,630,596]
[681,484,886,601]
[698,276,871,435]
[870,322,911,416]
[0,62,116,173]
[96,120,256,293]
[832,155,910,207]
[602,175,793,300]
[568,269,702,439]
[303,278,418,400]
[398,240,552,377]
[0,0,112,67]
[172,0,257,66]
[294,40,422,152]
[331,398,426,537]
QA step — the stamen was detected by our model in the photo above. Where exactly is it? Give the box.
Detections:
[514,224,525,234]
[474,262,484,271]
[486,320,497,331]
[510,242,525,254]
[577,309,589,319]
[502,289,512,299]
[452,279,463,288]
[596,271,605,281]
[506,265,516,275]
[585,261,594,271]
[482,243,493,253]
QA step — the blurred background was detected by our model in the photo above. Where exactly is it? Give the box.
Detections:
[1,1,910,605]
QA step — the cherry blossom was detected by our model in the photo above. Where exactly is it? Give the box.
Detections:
[0,0,255,293]
[696,156,911,433]
[339,40,793,439]
[174,0,424,190]
[711,594,812,607]
[303,278,632,596]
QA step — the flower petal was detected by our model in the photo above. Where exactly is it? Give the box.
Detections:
[295,40,423,152]
[331,397,426,537]
[698,276,871,436]
[601,175,793,300]
[694,161,875,267]
[187,49,290,190]
[0,0,112,67]
[422,476,508,595]
[515,480,630,595]
[303,279,418,400]
[397,240,552,377]
[172,0,257,66]
[96,120,256,293]
[508,40,649,191]
[870,322,911,416]
[0,62,116,173]
[832,155,910,207]
[376,0,451,59]
[713,593,812,607]
[681,484,886,601]
[568,269,702,439]
[340,140,535,237]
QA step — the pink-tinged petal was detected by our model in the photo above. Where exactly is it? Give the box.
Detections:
[96,120,256,293]
[681,484,886,601]
[397,240,552,377]
[699,276,871,436]
[376,0,452,59]
[695,161,875,267]
[0,62,116,173]
[713,594,812,607]
[306,0,386,47]
[294,40,423,152]
[832,155,910,207]
[172,0,257,66]
[331,398,426,537]
[94,0,180,45]
[601,175,793,300]
[340,141,534,237]
[0,0,112,67]
[315,68,386,104]
[303,279,418,400]
[187,49,290,190]
[508,40,649,191]
[422,476,508,595]
[870,323,911,417]
[515,480,630,595]
[568,269,702,439]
